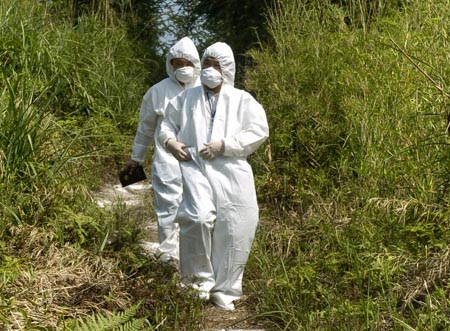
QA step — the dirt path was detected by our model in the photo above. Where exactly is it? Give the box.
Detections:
[94,182,268,331]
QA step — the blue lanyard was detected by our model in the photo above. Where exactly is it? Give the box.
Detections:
[206,92,216,120]
[206,92,217,139]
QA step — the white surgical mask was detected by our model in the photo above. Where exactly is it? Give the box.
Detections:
[200,67,223,89]
[174,66,195,84]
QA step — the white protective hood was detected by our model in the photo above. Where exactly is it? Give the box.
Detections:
[166,37,201,84]
[201,42,235,87]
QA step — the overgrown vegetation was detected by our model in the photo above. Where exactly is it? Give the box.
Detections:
[245,0,450,329]
[2,0,450,330]
[0,0,203,330]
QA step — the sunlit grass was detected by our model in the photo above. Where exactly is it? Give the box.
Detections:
[245,0,450,330]
[3,0,450,330]
[0,0,204,330]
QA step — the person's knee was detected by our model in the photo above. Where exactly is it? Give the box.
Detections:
[178,213,215,230]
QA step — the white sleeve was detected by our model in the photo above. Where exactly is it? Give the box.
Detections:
[130,90,158,164]
[223,95,269,157]
[158,96,181,147]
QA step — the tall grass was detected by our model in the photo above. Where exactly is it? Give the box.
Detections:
[245,0,450,329]
[0,1,207,329]
[0,0,211,328]
[0,0,147,227]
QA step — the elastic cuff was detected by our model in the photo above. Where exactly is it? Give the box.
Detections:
[164,138,175,149]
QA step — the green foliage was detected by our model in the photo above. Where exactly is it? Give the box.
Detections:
[0,255,26,286]
[244,0,450,329]
[173,0,277,83]
[0,0,206,330]
[6,0,450,330]
[0,0,149,229]
[247,0,450,208]
[64,302,153,331]
[67,0,163,80]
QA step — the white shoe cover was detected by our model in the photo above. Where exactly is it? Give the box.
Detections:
[210,292,235,311]
[197,290,210,301]
[155,226,179,262]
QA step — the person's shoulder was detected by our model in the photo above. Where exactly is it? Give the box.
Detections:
[152,77,175,90]
[188,84,202,92]
[184,85,203,98]
[143,78,178,99]
[224,85,253,99]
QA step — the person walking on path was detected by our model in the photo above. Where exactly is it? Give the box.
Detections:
[123,36,201,263]
[159,42,269,310]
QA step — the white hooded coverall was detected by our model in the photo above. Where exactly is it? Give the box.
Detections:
[131,37,201,261]
[159,42,269,308]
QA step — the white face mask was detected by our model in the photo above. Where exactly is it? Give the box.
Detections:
[200,67,223,89]
[174,66,195,84]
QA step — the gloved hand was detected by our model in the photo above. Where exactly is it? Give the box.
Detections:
[166,139,191,161]
[200,140,224,160]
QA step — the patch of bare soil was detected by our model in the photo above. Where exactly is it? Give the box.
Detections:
[202,296,269,331]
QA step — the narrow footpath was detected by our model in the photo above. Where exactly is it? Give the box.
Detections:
[94,182,268,331]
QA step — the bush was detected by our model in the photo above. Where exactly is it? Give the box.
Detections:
[245,0,450,329]
[0,0,148,229]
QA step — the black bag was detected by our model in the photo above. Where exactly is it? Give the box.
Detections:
[118,165,147,187]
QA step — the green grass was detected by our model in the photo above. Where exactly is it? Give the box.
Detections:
[0,1,204,330]
[244,0,450,329]
[3,0,450,330]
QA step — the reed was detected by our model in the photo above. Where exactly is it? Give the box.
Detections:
[0,0,207,329]
[245,0,450,329]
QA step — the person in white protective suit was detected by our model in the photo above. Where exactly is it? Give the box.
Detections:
[159,42,269,310]
[123,37,201,263]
